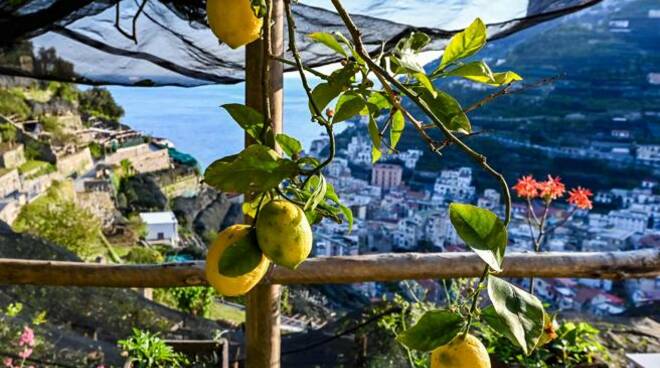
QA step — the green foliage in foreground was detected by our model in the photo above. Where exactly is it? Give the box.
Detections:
[13,181,101,258]
[168,287,216,317]
[118,328,188,368]
[480,320,608,367]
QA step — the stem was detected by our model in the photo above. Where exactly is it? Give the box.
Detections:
[463,266,488,337]
[269,54,329,80]
[283,0,335,176]
[329,0,511,226]
[529,201,550,293]
[259,0,272,142]
[330,0,510,337]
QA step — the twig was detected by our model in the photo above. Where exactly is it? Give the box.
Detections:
[260,0,273,142]
[283,0,335,176]
[464,75,561,114]
[269,54,329,80]
[330,0,511,227]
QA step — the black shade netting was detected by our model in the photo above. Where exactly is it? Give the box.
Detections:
[0,0,601,87]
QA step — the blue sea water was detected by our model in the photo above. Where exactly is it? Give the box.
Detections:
[108,79,328,169]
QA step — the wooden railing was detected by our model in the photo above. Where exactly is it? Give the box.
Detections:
[0,250,657,288]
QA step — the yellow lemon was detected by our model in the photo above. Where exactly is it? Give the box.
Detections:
[205,224,269,296]
[255,200,312,269]
[430,334,491,368]
[207,0,263,49]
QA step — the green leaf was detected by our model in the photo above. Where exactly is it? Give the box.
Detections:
[487,276,545,355]
[491,71,523,86]
[308,32,347,57]
[367,116,382,163]
[334,92,366,123]
[415,72,436,97]
[217,230,263,277]
[440,18,487,69]
[303,174,327,212]
[449,203,507,271]
[397,310,465,351]
[275,133,303,158]
[446,61,522,86]
[389,109,405,150]
[325,182,353,232]
[416,87,471,134]
[310,82,342,113]
[204,144,298,194]
[392,52,424,74]
[221,104,264,140]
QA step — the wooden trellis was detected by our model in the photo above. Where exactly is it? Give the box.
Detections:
[1,1,659,367]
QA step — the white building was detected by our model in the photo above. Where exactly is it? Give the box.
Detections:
[608,209,650,234]
[139,211,179,246]
[432,167,476,202]
[477,189,501,211]
[636,145,660,162]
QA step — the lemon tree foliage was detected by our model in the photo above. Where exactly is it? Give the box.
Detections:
[397,310,465,352]
[449,203,507,272]
[206,6,547,363]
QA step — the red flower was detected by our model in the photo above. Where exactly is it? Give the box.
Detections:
[568,187,593,210]
[537,175,565,201]
[513,175,538,199]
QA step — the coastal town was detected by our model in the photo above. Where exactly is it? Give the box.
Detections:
[308,123,660,317]
[1,80,658,321]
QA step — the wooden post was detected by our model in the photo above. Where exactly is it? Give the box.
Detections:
[245,1,283,367]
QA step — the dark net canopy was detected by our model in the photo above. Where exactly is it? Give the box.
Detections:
[0,0,600,87]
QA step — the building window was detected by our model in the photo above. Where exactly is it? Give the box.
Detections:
[157,232,164,240]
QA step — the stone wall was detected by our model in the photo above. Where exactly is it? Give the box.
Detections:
[77,191,116,229]
[105,143,170,174]
[0,144,26,169]
[56,147,93,177]
[0,169,21,197]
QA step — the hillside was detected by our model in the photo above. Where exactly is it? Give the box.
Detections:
[0,224,227,367]
[387,0,660,192]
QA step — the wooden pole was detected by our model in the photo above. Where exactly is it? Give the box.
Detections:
[0,250,657,287]
[244,1,283,367]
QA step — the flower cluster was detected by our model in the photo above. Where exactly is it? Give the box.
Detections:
[3,326,36,368]
[513,174,592,209]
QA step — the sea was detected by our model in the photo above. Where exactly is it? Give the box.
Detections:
[108,79,331,169]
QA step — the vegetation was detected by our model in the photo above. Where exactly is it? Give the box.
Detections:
[79,87,124,120]
[13,181,101,258]
[124,246,164,264]
[0,88,29,120]
[17,160,55,178]
[118,328,188,368]
[481,320,608,367]
[168,287,216,317]
[0,123,18,145]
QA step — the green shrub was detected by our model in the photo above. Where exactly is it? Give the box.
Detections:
[0,123,18,144]
[13,182,101,257]
[39,115,60,133]
[480,319,608,367]
[88,141,104,159]
[124,247,164,264]
[47,81,79,103]
[118,328,188,368]
[169,287,216,317]
[0,88,30,120]
[79,87,124,121]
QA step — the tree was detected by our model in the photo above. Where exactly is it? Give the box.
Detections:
[13,183,101,257]
[79,87,124,121]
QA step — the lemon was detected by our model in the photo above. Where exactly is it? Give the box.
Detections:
[207,0,263,49]
[205,224,270,296]
[255,200,313,269]
[430,334,491,368]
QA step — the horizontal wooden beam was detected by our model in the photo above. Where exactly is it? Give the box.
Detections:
[0,249,657,288]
